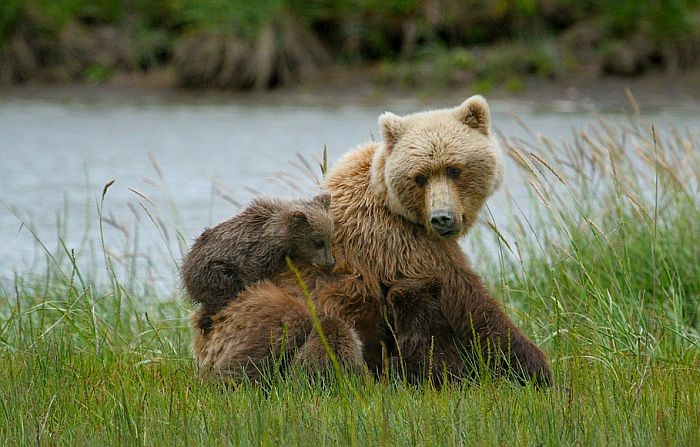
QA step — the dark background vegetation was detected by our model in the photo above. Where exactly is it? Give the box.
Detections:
[2,0,700,91]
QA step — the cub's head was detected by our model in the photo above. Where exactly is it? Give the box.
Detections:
[286,193,335,269]
[371,95,504,239]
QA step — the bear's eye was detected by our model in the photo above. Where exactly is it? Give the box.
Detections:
[415,174,427,187]
[447,167,461,179]
[313,239,325,249]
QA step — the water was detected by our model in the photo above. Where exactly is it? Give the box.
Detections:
[2,95,699,290]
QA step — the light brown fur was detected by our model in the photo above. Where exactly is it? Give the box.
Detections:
[192,279,364,380]
[194,96,552,386]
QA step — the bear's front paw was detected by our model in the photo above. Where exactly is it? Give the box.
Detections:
[513,341,553,387]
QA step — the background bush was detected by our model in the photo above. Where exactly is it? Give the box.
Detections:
[2,1,700,88]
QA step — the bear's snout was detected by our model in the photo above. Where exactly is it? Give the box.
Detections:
[313,252,336,269]
[430,209,460,236]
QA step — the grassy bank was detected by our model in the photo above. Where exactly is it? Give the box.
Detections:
[3,1,700,91]
[1,116,699,445]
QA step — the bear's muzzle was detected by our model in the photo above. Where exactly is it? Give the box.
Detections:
[430,209,461,237]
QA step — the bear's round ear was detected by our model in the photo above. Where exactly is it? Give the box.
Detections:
[288,210,308,229]
[455,95,490,135]
[313,193,331,210]
[378,111,405,152]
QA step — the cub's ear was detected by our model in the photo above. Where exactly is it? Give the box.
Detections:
[312,193,331,209]
[288,210,308,229]
[455,95,490,135]
[378,111,405,152]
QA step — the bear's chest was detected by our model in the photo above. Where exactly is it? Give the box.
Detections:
[336,210,454,282]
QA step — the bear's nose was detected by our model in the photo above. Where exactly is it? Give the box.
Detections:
[430,210,455,231]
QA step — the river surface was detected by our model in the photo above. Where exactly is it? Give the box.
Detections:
[2,95,699,291]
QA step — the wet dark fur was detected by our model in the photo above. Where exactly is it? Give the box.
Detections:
[181,194,334,333]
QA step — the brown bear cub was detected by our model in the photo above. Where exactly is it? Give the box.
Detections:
[182,193,335,334]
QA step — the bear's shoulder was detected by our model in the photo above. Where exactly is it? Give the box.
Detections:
[326,142,378,185]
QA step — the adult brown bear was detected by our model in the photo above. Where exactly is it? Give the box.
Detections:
[193,96,553,386]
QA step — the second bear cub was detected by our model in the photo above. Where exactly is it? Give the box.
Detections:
[182,193,335,333]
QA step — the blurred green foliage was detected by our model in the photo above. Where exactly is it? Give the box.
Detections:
[603,0,700,39]
[2,0,700,87]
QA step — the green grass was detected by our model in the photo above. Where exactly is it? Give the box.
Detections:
[1,116,699,445]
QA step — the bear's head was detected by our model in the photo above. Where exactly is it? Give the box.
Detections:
[286,193,336,269]
[371,95,504,239]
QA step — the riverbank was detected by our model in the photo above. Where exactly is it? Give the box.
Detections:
[5,1,700,95]
[4,65,700,111]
